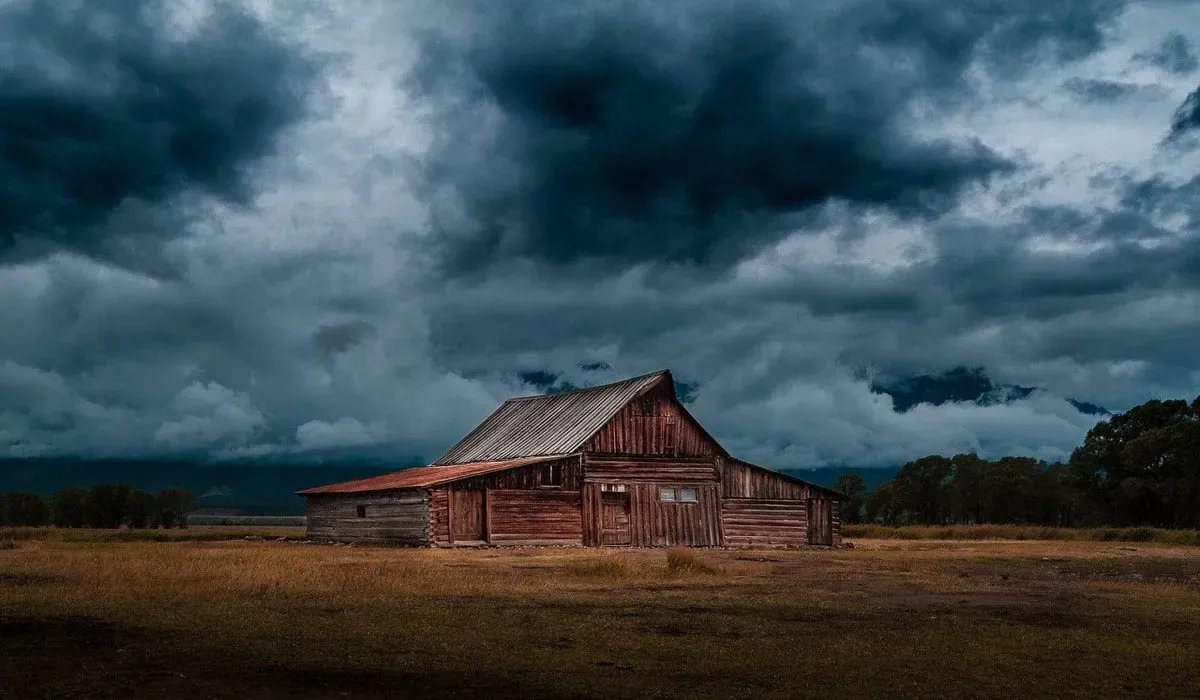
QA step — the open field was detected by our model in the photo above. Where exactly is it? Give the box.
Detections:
[3,532,1200,698]
[843,524,1200,545]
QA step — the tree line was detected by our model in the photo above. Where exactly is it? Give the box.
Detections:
[835,395,1200,529]
[0,486,197,529]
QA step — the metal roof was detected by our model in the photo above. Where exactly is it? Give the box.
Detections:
[295,454,571,495]
[433,370,671,465]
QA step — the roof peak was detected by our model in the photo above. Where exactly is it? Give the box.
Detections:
[504,369,671,403]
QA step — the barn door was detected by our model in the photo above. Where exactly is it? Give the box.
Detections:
[600,491,632,546]
[450,490,486,542]
[807,499,833,546]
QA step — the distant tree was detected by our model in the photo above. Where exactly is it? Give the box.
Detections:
[155,489,197,529]
[864,482,899,525]
[1,492,50,526]
[125,490,157,529]
[834,474,868,524]
[85,484,133,529]
[52,488,89,528]
[893,455,954,524]
[950,453,987,523]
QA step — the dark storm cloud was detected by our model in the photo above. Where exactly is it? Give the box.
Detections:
[1062,77,1158,103]
[1136,31,1199,75]
[1168,85,1200,142]
[410,0,1127,273]
[0,0,319,261]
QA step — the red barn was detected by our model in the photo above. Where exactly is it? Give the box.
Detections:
[297,370,844,547]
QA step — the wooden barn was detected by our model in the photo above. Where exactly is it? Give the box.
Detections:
[297,370,845,548]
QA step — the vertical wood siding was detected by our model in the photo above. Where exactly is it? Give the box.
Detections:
[583,481,721,547]
[449,454,581,490]
[304,491,430,545]
[585,383,721,457]
[723,460,815,499]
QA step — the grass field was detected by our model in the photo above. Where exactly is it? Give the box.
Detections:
[3,530,1200,699]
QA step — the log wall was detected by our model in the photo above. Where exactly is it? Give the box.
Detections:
[304,491,430,545]
[583,455,719,483]
[722,499,807,548]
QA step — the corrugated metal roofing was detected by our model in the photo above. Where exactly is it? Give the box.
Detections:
[295,454,571,495]
[433,370,670,465]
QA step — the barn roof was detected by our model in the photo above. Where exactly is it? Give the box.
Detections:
[432,369,672,465]
[295,454,570,495]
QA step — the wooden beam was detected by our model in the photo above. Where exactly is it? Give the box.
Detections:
[484,488,492,544]
[446,489,455,546]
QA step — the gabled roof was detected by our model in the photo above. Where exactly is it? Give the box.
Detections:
[296,454,570,495]
[433,369,672,465]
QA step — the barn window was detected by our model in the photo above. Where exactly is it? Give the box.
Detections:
[659,487,676,502]
[355,505,367,518]
[679,487,698,503]
[601,484,627,492]
[542,462,563,487]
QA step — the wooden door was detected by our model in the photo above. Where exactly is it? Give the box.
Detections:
[807,499,833,546]
[451,490,486,542]
[600,492,632,545]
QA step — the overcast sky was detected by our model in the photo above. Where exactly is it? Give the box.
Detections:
[2,0,1199,468]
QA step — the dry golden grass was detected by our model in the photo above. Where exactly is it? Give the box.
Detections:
[3,533,1200,698]
[844,523,1200,545]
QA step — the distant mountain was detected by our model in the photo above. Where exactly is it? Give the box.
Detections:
[0,459,404,515]
[871,366,1110,416]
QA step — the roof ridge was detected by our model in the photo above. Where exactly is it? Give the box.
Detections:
[504,369,670,402]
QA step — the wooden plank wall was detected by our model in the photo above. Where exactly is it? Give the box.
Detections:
[305,491,430,545]
[722,499,808,548]
[584,482,721,546]
[488,490,582,545]
[723,460,815,500]
[586,383,720,457]
[431,456,585,546]
[584,455,719,483]
[449,455,582,490]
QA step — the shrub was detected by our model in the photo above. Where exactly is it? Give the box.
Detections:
[665,548,723,575]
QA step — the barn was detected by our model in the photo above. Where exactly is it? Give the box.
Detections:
[297,370,845,548]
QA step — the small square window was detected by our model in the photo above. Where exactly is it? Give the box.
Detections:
[679,488,698,503]
[356,505,367,518]
[659,487,676,502]
[542,463,563,487]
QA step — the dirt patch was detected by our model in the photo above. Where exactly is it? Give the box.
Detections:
[0,614,542,699]
[0,572,58,586]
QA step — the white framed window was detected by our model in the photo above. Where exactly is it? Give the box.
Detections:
[600,483,627,492]
[679,487,698,503]
[659,487,676,502]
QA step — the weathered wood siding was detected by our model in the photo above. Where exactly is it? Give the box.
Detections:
[721,460,842,547]
[723,459,815,499]
[585,383,721,457]
[582,482,721,546]
[583,455,719,482]
[488,490,583,545]
[449,454,582,490]
[430,456,585,546]
[722,499,807,548]
[304,491,430,545]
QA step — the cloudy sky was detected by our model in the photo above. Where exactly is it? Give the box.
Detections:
[2,0,1199,469]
